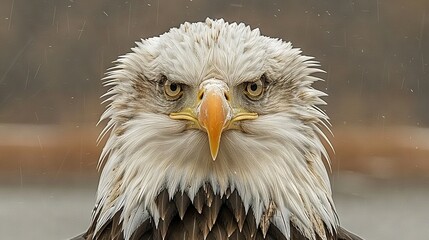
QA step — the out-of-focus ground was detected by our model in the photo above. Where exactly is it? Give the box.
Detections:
[2,124,429,178]
[1,173,429,240]
[1,0,429,239]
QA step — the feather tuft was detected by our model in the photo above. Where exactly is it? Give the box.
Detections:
[174,191,191,220]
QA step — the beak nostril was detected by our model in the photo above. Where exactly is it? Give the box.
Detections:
[224,92,230,101]
[198,91,204,100]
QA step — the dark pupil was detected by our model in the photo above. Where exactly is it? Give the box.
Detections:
[170,83,178,92]
[250,83,258,92]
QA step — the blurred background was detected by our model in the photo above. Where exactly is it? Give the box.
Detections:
[1,0,428,239]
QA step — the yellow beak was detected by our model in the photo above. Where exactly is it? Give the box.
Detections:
[198,87,230,160]
[169,79,258,161]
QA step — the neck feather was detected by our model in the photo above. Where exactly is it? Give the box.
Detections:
[93,112,338,239]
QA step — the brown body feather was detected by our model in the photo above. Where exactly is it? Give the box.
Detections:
[73,185,361,240]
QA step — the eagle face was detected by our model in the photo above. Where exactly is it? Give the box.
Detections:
[88,18,346,240]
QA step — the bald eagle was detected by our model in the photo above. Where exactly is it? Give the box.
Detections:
[74,19,362,240]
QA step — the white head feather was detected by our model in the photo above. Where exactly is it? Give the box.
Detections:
[93,18,338,240]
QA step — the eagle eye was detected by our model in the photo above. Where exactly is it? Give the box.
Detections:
[164,80,183,100]
[244,79,264,100]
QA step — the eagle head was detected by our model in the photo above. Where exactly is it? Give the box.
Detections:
[83,18,358,240]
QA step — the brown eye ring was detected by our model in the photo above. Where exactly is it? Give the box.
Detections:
[164,80,183,100]
[244,79,264,99]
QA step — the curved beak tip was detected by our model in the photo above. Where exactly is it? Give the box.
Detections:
[207,131,221,160]
[198,88,230,161]
[210,144,219,161]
